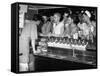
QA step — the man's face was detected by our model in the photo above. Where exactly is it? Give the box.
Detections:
[54,14,60,23]
[63,13,68,19]
[82,14,89,22]
[67,17,72,24]
[42,16,47,22]
[36,21,40,25]
[50,16,54,22]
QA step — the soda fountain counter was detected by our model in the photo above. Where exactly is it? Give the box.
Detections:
[34,33,97,71]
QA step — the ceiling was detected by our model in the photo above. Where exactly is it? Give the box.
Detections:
[28,5,66,10]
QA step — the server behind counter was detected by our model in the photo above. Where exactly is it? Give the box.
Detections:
[19,14,41,72]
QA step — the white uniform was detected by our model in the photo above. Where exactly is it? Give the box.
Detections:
[19,20,38,71]
[78,23,90,37]
[53,21,64,35]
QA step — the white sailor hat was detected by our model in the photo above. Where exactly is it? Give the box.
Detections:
[85,10,91,18]
[81,10,91,18]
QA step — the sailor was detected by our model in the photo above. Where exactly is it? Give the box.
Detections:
[52,13,64,36]
[78,10,95,41]
[41,16,52,35]
[64,15,78,39]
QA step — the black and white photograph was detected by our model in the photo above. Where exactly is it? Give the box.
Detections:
[11,2,97,73]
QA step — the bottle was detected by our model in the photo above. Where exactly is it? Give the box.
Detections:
[70,38,73,44]
[74,39,77,45]
[63,38,66,44]
[78,39,81,45]
[82,40,85,46]
[67,38,70,44]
